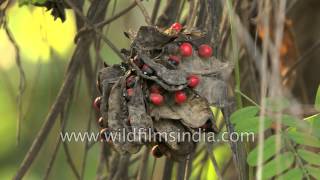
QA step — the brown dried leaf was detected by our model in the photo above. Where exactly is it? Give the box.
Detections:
[178,55,232,107]
[171,94,213,128]
[139,53,188,86]
[132,26,173,50]
[194,77,228,107]
[154,119,195,155]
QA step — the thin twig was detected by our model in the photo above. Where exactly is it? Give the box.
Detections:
[235,89,260,107]
[150,158,157,179]
[283,39,320,81]
[221,156,233,177]
[60,96,82,179]
[183,154,191,180]
[256,1,270,179]
[186,0,195,30]
[3,19,26,145]
[14,0,109,178]
[135,0,151,25]
[96,145,107,180]
[43,137,61,180]
[205,143,223,180]
[156,0,181,27]
[151,0,161,25]
[62,140,81,179]
[136,148,149,180]
[66,0,126,61]
[43,96,73,180]
[96,1,137,28]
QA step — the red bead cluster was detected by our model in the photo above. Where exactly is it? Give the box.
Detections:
[126,24,213,107]
[152,23,215,106]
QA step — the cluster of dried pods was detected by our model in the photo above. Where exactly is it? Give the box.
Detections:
[93,23,232,160]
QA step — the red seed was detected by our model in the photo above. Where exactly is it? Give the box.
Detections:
[151,145,163,158]
[150,84,161,94]
[175,91,187,104]
[150,93,164,105]
[100,128,110,142]
[127,117,131,126]
[179,42,193,57]
[133,57,143,67]
[126,75,136,87]
[142,64,153,74]
[98,117,104,128]
[127,88,134,97]
[187,75,200,88]
[198,44,213,58]
[168,55,180,65]
[170,22,182,32]
[93,97,101,111]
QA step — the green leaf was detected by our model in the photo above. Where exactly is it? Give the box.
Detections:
[281,115,310,130]
[277,168,303,180]
[287,131,320,148]
[305,165,320,179]
[261,152,295,179]
[297,149,320,166]
[235,117,272,133]
[32,0,46,3]
[247,135,283,166]
[305,114,320,138]
[315,85,320,111]
[230,106,259,124]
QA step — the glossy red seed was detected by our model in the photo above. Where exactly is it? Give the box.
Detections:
[142,64,153,74]
[180,42,193,57]
[150,84,161,94]
[98,117,104,128]
[100,128,110,141]
[126,75,136,87]
[127,88,134,96]
[170,22,182,32]
[127,117,131,126]
[169,55,180,65]
[187,75,200,88]
[198,44,213,58]
[150,93,164,105]
[151,145,163,158]
[93,97,101,111]
[133,57,143,67]
[175,91,187,104]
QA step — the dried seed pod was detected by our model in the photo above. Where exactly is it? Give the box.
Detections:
[127,78,153,143]
[107,79,141,153]
[138,53,188,86]
[96,25,230,160]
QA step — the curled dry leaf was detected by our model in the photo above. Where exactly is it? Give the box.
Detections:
[132,26,173,50]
